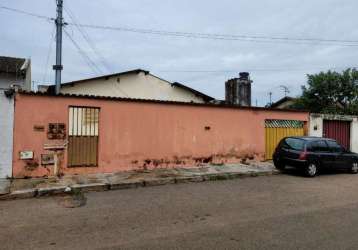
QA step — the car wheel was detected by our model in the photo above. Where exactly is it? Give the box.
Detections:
[350,162,358,174]
[305,163,318,177]
[274,159,285,171]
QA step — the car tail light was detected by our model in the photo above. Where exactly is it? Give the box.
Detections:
[299,150,308,160]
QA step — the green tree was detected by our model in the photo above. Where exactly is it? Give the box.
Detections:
[293,68,358,114]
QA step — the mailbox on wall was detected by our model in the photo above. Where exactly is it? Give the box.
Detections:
[19,151,34,160]
[47,123,66,140]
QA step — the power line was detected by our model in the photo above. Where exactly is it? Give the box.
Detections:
[0,5,53,22]
[42,24,56,84]
[69,23,358,47]
[64,22,129,97]
[64,28,103,75]
[63,5,112,73]
[3,5,358,47]
[64,27,129,97]
[155,66,358,73]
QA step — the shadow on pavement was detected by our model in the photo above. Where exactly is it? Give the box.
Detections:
[280,166,352,178]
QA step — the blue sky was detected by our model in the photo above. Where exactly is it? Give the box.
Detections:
[1,0,358,106]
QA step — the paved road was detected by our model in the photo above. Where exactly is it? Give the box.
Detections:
[2,171,358,250]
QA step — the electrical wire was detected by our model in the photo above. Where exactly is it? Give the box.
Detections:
[69,23,358,47]
[63,28,103,75]
[0,5,53,22]
[63,5,112,73]
[2,5,358,47]
[64,28,130,97]
[42,24,56,84]
[155,66,358,73]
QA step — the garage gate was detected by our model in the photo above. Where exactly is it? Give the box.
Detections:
[265,119,305,160]
[323,120,351,150]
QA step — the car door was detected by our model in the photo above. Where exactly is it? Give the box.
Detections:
[311,140,334,168]
[326,140,350,169]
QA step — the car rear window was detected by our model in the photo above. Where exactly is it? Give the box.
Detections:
[284,138,305,151]
[326,140,344,152]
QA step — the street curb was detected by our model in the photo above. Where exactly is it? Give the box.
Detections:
[0,170,279,201]
[71,183,111,193]
[38,186,67,197]
[0,189,37,200]
[144,178,176,187]
[110,181,143,190]
[174,176,204,183]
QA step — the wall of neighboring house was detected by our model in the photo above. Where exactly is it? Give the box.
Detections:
[24,60,31,90]
[0,96,14,179]
[0,59,31,179]
[0,74,17,179]
[0,93,14,178]
[0,64,31,178]
[309,113,358,153]
[12,93,309,178]
[60,71,207,103]
[0,73,23,88]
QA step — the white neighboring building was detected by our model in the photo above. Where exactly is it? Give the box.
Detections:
[0,56,31,179]
[309,113,358,153]
[40,69,214,103]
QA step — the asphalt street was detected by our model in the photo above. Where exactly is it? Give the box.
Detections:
[1,170,358,249]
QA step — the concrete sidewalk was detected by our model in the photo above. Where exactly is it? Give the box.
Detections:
[0,162,277,200]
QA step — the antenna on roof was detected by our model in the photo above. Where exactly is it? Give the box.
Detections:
[280,85,290,97]
[269,92,272,105]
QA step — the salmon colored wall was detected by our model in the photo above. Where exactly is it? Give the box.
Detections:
[13,94,309,178]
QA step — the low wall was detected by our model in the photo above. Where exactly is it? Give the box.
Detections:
[13,93,309,178]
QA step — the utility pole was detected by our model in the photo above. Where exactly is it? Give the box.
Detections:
[54,0,64,95]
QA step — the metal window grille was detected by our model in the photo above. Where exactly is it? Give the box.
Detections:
[265,119,304,128]
[68,106,100,167]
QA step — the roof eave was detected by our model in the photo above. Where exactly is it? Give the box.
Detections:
[172,82,215,102]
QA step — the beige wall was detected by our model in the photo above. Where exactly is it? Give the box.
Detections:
[60,72,206,103]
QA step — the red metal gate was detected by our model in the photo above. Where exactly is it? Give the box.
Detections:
[323,120,351,150]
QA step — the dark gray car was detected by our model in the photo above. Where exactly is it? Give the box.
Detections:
[273,136,358,177]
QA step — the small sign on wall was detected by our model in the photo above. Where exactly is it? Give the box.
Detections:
[33,125,45,132]
[19,151,34,160]
[41,154,55,165]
